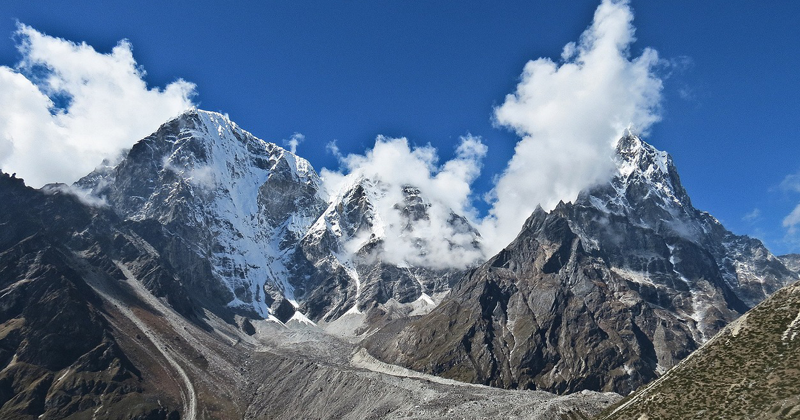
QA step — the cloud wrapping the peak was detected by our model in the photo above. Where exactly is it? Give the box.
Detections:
[321,136,487,269]
[481,0,664,253]
[0,24,196,188]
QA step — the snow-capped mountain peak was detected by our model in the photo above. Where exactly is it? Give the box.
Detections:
[78,108,328,319]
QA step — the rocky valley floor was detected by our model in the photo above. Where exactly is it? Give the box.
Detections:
[89,269,622,420]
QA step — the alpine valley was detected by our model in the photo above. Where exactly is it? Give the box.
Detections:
[0,109,797,419]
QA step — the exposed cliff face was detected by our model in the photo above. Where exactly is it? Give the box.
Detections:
[77,109,328,320]
[367,135,798,395]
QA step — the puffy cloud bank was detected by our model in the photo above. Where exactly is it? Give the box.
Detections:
[2,0,667,269]
[0,24,196,188]
[481,0,664,252]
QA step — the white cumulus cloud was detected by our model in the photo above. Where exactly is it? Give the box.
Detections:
[480,0,664,253]
[0,24,196,188]
[781,172,800,237]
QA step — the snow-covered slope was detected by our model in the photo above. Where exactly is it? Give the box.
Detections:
[293,177,478,321]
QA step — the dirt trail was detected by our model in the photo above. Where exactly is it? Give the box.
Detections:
[77,254,198,420]
[111,262,198,420]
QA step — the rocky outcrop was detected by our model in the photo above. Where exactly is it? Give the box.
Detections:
[368,135,797,395]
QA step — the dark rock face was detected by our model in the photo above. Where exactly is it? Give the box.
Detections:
[368,135,797,395]
[0,172,180,419]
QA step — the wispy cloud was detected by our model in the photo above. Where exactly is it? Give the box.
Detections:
[780,172,800,194]
[284,132,305,154]
[784,204,800,236]
[742,208,761,223]
[0,23,196,188]
[41,183,109,208]
[781,171,800,238]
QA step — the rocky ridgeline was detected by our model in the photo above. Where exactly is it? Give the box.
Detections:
[77,109,481,326]
[2,110,797,418]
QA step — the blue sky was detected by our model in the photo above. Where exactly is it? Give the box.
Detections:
[1,1,799,254]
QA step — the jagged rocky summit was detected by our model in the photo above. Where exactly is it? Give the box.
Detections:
[77,108,481,325]
[366,134,798,395]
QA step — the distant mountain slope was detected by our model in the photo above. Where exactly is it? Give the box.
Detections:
[599,278,800,419]
[779,254,800,274]
[78,109,480,324]
[367,135,797,395]
[0,172,183,419]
